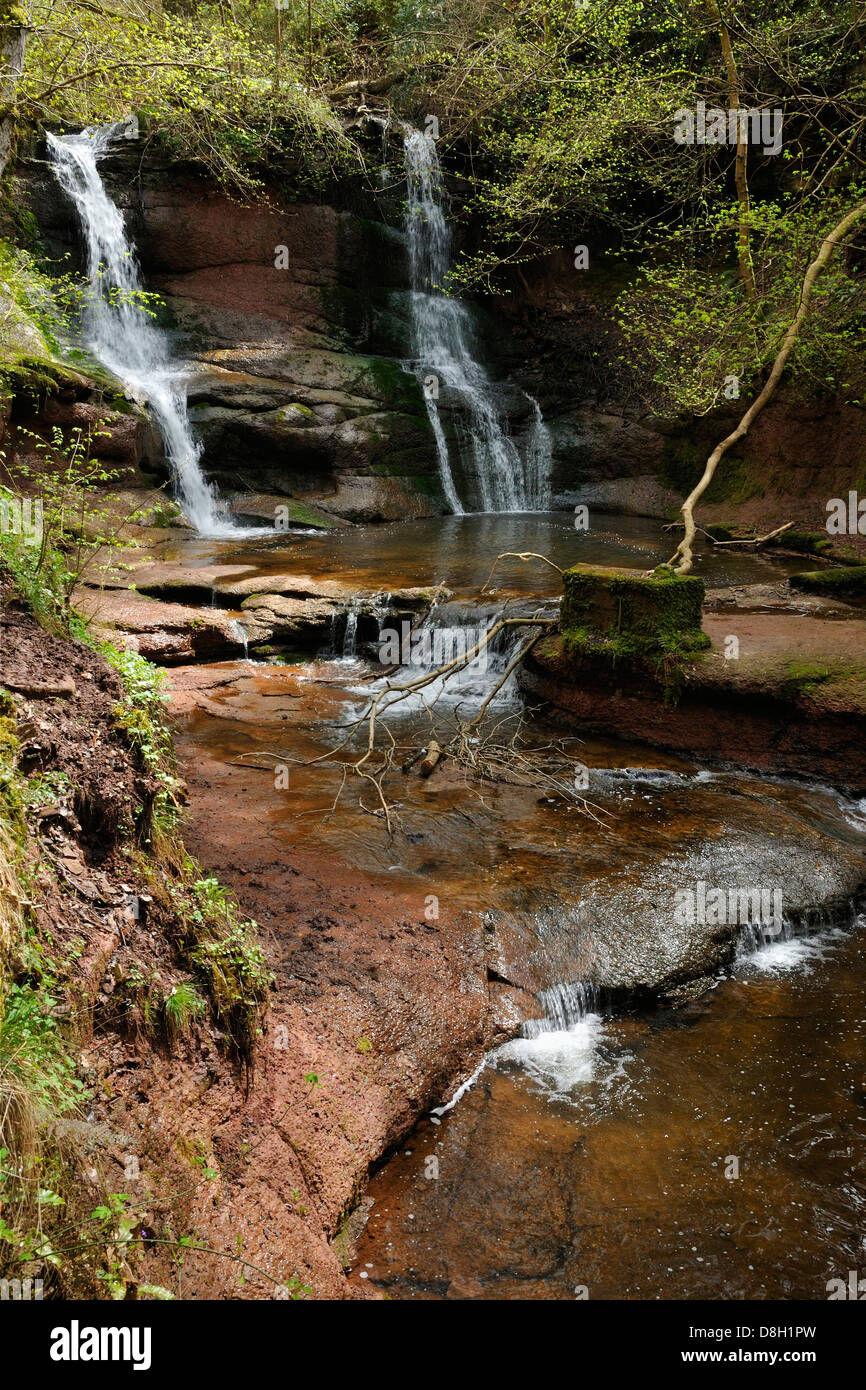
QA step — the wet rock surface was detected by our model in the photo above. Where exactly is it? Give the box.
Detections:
[74,587,248,664]
[489,825,866,1001]
[352,926,866,1300]
[524,598,866,792]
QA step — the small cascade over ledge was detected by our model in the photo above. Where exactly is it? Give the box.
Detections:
[402,128,552,515]
[47,123,236,537]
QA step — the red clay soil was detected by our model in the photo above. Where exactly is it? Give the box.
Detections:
[0,593,494,1300]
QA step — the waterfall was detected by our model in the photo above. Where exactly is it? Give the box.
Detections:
[402,129,552,515]
[522,980,599,1037]
[494,978,606,1092]
[46,123,234,536]
[523,394,554,512]
[342,601,360,657]
[228,618,249,659]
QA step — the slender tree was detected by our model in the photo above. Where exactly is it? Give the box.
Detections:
[668,199,866,574]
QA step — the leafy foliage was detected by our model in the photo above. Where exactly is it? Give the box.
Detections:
[20,0,359,196]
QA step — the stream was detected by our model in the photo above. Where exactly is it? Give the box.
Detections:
[162,514,866,1301]
[351,925,866,1300]
[155,511,814,596]
[47,117,866,1305]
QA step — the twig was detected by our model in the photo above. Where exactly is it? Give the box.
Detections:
[481,552,564,592]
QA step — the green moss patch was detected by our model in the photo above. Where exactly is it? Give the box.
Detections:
[277,498,336,529]
[559,564,710,698]
[659,436,763,504]
[772,531,833,557]
[789,566,866,598]
[561,564,707,641]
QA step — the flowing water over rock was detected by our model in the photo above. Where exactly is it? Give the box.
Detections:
[47,123,235,535]
[402,129,552,514]
[161,513,866,1300]
[351,921,866,1299]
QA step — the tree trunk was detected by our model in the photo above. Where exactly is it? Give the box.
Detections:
[707,1,756,300]
[0,23,27,179]
[668,199,866,574]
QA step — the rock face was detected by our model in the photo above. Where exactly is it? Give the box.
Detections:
[75,587,249,664]
[489,248,866,531]
[488,829,865,1004]
[17,137,865,527]
[522,597,866,792]
[184,350,439,520]
[20,146,445,521]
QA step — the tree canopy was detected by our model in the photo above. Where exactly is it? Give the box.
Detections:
[3,0,864,412]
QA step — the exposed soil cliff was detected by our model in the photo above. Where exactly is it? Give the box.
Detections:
[0,589,494,1298]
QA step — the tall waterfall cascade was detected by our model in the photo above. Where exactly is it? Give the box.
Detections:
[402,129,553,515]
[47,124,234,536]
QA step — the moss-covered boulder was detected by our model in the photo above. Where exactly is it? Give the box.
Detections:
[562,564,708,647]
[789,566,866,598]
[559,564,710,696]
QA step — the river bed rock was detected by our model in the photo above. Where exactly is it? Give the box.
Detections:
[488,824,866,1004]
[74,588,247,663]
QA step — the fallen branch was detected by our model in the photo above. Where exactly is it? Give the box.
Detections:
[457,632,544,738]
[711,521,796,548]
[3,678,76,698]
[418,740,441,776]
[240,615,559,832]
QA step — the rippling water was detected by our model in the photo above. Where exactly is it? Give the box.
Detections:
[353,923,866,1299]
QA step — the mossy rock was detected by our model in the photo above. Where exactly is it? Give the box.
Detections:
[0,711,19,763]
[778,661,834,695]
[559,564,710,700]
[274,497,337,530]
[561,564,707,644]
[772,531,833,557]
[789,567,866,598]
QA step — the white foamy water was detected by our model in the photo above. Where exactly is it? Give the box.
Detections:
[431,1058,487,1116]
[491,981,624,1096]
[338,600,543,721]
[735,925,848,976]
[402,128,552,514]
[47,123,244,537]
[495,1014,608,1092]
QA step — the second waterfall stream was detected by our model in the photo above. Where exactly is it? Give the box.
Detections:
[402,128,552,514]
